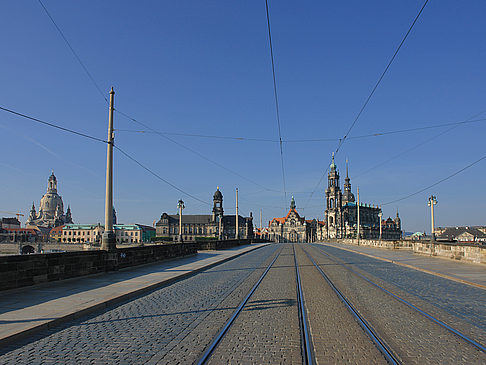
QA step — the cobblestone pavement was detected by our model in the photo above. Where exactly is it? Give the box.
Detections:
[207,244,302,364]
[315,243,486,344]
[295,245,387,364]
[309,244,486,364]
[0,245,279,364]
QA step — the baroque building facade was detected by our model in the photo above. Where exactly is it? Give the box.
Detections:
[155,188,254,241]
[26,172,73,229]
[323,155,401,240]
[268,197,315,243]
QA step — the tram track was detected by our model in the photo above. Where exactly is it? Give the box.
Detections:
[197,244,315,365]
[305,243,486,363]
[301,246,400,364]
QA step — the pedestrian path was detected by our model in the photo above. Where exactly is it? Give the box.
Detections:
[0,243,268,347]
[320,242,486,288]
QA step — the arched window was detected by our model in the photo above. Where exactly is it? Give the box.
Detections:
[329,216,334,225]
[330,198,334,209]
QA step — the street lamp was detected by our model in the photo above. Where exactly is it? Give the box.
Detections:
[177,199,185,242]
[427,195,438,241]
[378,209,383,241]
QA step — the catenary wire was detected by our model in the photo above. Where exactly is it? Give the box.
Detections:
[353,110,486,180]
[114,144,210,206]
[305,0,429,210]
[0,105,107,143]
[37,0,108,103]
[114,117,486,143]
[381,153,486,205]
[265,0,287,201]
[335,0,429,155]
[115,109,283,193]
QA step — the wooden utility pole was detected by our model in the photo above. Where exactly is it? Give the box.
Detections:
[102,87,117,251]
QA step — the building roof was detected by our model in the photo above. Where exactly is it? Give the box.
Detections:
[437,226,486,241]
[5,228,38,234]
[1,217,21,225]
[269,208,305,226]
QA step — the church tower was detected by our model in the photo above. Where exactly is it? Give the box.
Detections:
[325,153,343,238]
[212,187,223,222]
[342,159,355,205]
[48,171,57,194]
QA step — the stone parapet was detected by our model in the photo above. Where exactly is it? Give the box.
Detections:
[334,238,412,249]
[330,238,486,265]
[412,241,486,265]
[0,243,197,291]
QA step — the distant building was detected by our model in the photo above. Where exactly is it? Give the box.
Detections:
[436,226,486,244]
[1,227,38,243]
[26,172,74,229]
[323,155,401,240]
[1,217,21,229]
[58,224,155,244]
[155,188,254,241]
[268,197,313,243]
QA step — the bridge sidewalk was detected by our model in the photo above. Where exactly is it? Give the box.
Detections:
[0,243,268,347]
[318,242,486,289]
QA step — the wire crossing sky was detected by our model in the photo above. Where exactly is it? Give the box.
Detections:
[1,1,485,232]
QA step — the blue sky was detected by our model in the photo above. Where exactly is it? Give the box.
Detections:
[1,1,485,233]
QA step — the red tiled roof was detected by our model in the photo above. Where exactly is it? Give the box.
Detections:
[50,225,65,233]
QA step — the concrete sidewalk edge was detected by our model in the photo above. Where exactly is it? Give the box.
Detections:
[318,243,486,290]
[0,244,270,349]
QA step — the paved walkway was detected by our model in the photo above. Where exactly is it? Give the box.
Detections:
[320,242,486,288]
[0,243,268,347]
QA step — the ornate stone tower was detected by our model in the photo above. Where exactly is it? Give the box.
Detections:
[212,187,223,222]
[48,171,57,193]
[342,159,355,205]
[325,153,343,238]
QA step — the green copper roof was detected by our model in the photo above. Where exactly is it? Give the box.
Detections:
[330,152,336,169]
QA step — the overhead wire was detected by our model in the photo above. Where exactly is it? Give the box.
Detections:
[334,0,429,155]
[381,153,486,206]
[115,109,283,193]
[304,0,429,210]
[0,105,107,143]
[265,0,287,202]
[354,110,486,180]
[114,116,486,143]
[114,144,210,206]
[37,0,285,196]
[37,0,108,103]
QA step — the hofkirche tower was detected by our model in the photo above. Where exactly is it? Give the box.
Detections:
[26,172,73,229]
[325,153,343,237]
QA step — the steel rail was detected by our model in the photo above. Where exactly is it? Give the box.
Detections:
[196,247,282,365]
[293,244,315,365]
[303,248,401,365]
[314,244,486,354]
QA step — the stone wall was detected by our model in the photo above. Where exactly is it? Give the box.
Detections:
[412,241,486,264]
[336,238,412,249]
[332,238,486,265]
[197,238,254,250]
[0,243,197,291]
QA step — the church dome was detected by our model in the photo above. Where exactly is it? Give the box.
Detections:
[213,187,223,200]
[40,192,64,218]
[343,191,355,203]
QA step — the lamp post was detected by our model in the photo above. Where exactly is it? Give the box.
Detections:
[235,188,239,240]
[177,199,184,242]
[357,187,360,245]
[378,209,383,241]
[428,195,438,241]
